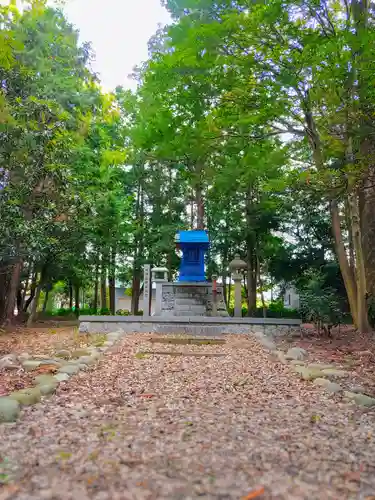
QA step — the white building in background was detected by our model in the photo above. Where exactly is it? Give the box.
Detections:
[284,285,300,310]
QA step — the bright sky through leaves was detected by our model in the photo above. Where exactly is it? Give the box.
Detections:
[62,0,171,90]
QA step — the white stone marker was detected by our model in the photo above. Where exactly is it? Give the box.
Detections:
[143,264,151,317]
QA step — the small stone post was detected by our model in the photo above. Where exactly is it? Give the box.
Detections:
[212,273,218,316]
[143,264,151,317]
[229,253,247,318]
[152,267,168,316]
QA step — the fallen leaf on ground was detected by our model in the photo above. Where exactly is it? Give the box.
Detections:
[242,486,265,499]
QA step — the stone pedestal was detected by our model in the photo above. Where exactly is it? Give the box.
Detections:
[159,282,228,317]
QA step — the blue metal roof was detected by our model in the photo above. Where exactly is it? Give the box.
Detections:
[175,230,209,244]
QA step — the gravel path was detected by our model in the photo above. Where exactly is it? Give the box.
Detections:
[1,334,374,500]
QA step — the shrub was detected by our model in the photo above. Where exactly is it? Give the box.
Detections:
[299,270,344,335]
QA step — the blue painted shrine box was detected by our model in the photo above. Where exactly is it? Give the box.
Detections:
[175,230,209,282]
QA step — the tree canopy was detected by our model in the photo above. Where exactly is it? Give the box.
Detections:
[1,0,374,331]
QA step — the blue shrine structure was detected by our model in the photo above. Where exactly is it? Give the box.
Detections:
[175,230,209,282]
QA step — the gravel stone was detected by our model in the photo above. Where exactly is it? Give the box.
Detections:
[321,368,348,378]
[21,360,42,371]
[55,349,71,359]
[0,397,20,422]
[1,333,374,499]
[9,387,41,405]
[58,364,80,375]
[54,373,70,382]
[293,365,323,380]
[312,378,343,393]
[285,347,307,361]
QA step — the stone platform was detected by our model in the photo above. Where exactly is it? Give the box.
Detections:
[79,315,301,337]
[160,282,228,317]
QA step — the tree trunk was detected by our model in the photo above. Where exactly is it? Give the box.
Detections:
[347,191,371,332]
[196,184,205,230]
[131,273,141,314]
[93,261,99,311]
[74,285,80,316]
[257,255,267,318]
[23,272,37,312]
[100,260,107,311]
[27,283,42,327]
[69,282,73,309]
[330,200,359,327]
[109,248,116,315]
[246,244,257,316]
[42,288,49,312]
[4,260,23,323]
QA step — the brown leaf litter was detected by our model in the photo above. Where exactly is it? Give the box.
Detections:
[0,332,374,499]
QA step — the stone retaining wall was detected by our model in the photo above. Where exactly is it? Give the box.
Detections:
[79,316,301,337]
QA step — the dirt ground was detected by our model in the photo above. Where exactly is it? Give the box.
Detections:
[1,332,375,500]
[275,324,375,397]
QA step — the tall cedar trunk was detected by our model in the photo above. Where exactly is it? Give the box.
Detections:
[69,283,73,309]
[131,174,144,314]
[23,272,37,312]
[109,248,116,315]
[100,256,107,311]
[0,267,7,320]
[330,200,358,326]
[4,260,23,323]
[93,261,99,311]
[196,184,205,230]
[348,191,370,331]
[20,269,30,312]
[74,285,80,315]
[303,97,363,329]
[345,199,356,271]
[257,254,267,318]
[42,288,49,312]
[246,245,257,316]
[351,0,373,328]
[27,283,42,327]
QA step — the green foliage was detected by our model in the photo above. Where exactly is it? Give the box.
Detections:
[299,271,344,334]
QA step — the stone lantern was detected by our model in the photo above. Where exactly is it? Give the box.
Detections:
[152,267,169,316]
[229,253,247,318]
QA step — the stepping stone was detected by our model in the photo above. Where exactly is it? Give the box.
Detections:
[58,364,80,375]
[9,387,41,406]
[0,397,20,422]
[71,349,92,358]
[139,351,226,357]
[307,363,336,370]
[39,383,58,396]
[276,351,288,364]
[54,373,70,382]
[78,356,97,366]
[38,359,62,367]
[313,378,342,393]
[22,360,42,371]
[293,366,322,380]
[344,391,375,407]
[33,374,59,387]
[55,350,71,359]
[321,368,348,378]
[148,337,226,345]
[285,347,307,361]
